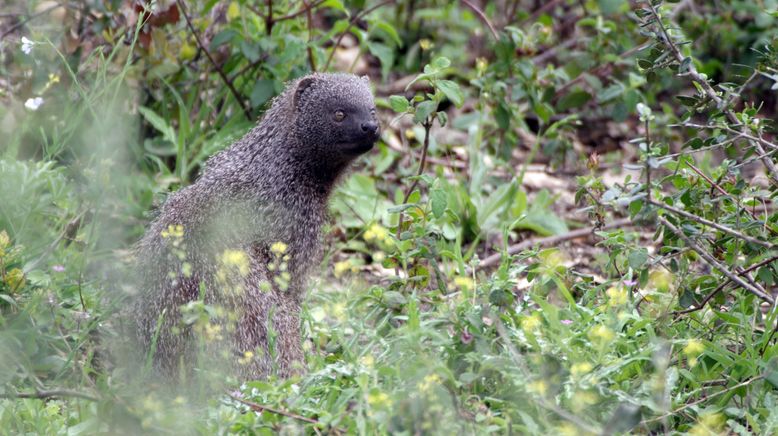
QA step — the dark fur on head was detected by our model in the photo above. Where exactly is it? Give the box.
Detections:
[131,73,378,380]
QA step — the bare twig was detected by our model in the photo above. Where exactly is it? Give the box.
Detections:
[674,254,778,315]
[648,200,773,249]
[645,2,778,185]
[685,162,771,226]
[460,0,499,40]
[640,375,763,425]
[229,393,344,431]
[0,389,99,401]
[323,0,395,71]
[176,0,251,120]
[0,1,65,40]
[303,0,317,71]
[265,0,273,35]
[657,215,774,303]
[477,218,634,270]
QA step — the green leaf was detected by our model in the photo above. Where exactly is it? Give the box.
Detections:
[414,100,438,123]
[372,20,402,46]
[675,95,698,107]
[367,41,395,79]
[138,106,176,144]
[382,291,406,308]
[250,79,275,108]
[208,29,237,51]
[628,248,648,269]
[533,102,553,124]
[430,188,447,218]
[436,79,464,107]
[389,95,409,113]
[430,56,451,70]
[557,90,592,111]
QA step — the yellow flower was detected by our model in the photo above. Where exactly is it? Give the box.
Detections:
[334,260,351,278]
[329,302,346,320]
[521,312,542,333]
[648,269,674,292]
[221,249,250,276]
[180,42,196,61]
[5,268,25,293]
[419,39,433,50]
[684,339,704,356]
[270,241,288,255]
[570,362,593,378]
[683,339,705,367]
[363,223,389,243]
[453,276,474,291]
[527,380,548,396]
[367,390,391,407]
[203,322,223,342]
[417,373,441,392]
[160,224,184,239]
[360,354,375,368]
[238,350,254,365]
[606,286,628,306]
[476,57,488,72]
[0,230,9,249]
[588,324,615,345]
[688,412,725,436]
[226,1,240,20]
[571,390,598,412]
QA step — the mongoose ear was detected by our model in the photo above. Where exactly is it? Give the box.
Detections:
[361,75,370,83]
[294,77,317,109]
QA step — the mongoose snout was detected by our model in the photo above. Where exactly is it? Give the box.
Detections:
[132,73,379,380]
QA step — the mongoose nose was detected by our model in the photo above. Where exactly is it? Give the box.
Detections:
[361,121,379,136]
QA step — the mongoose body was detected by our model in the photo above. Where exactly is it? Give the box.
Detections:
[132,73,379,379]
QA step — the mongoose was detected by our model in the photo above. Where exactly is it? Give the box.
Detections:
[132,73,379,380]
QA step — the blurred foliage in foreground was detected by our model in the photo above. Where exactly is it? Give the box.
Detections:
[2,0,778,433]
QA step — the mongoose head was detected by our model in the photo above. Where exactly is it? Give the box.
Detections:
[292,73,380,161]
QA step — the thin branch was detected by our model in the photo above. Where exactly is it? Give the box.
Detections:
[640,375,763,425]
[0,389,99,401]
[229,393,344,430]
[657,215,774,303]
[396,120,432,240]
[477,217,634,270]
[648,199,774,249]
[303,0,317,71]
[674,254,778,315]
[323,0,396,71]
[684,162,773,229]
[176,0,251,121]
[460,0,499,40]
[0,1,65,40]
[645,2,778,185]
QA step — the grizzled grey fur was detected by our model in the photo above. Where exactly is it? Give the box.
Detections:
[132,73,379,380]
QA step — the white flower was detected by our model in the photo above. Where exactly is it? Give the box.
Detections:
[24,97,44,111]
[21,37,34,55]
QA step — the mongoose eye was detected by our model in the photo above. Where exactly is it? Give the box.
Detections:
[334,110,346,122]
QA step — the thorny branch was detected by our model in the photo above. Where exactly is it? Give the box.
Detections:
[644,2,778,185]
[658,215,775,304]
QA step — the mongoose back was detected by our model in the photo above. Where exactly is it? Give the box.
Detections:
[132,73,379,379]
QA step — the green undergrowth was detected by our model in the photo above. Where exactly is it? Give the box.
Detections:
[2,0,778,434]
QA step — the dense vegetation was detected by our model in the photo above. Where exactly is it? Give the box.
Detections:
[2,0,778,433]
